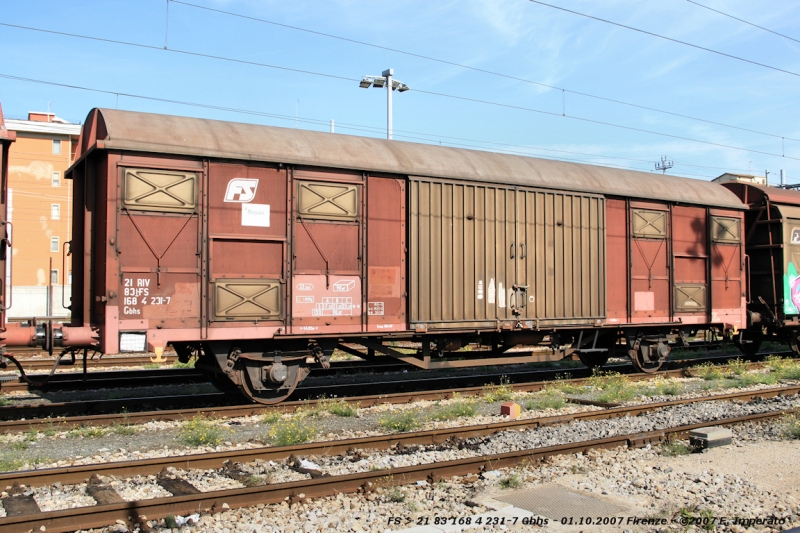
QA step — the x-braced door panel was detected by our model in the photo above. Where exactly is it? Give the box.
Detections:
[631,207,670,322]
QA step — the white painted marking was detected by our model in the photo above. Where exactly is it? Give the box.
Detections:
[224,178,259,202]
[333,280,356,291]
[241,203,270,227]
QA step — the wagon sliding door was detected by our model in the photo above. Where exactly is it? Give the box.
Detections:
[207,163,287,327]
[409,178,605,330]
[630,203,670,322]
[517,190,605,325]
[672,206,708,323]
[116,166,202,339]
[290,169,364,333]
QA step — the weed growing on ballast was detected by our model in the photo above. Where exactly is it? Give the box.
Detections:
[67,426,107,439]
[431,395,477,420]
[269,417,316,446]
[782,410,800,440]
[661,439,694,456]
[379,410,422,432]
[178,415,227,446]
[524,388,566,411]
[693,363,724,381]
[482,376,514,402]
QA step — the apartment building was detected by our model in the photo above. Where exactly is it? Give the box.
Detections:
[5,112,81,318]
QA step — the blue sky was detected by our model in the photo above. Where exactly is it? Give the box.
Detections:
[1,0,799,183]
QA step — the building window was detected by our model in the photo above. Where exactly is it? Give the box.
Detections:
[50,269,59,285]
[51,204,60,220]
[52,172,60,187]
[52,139,61,155]
[50,236,59,252]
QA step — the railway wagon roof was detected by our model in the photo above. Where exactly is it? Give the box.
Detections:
[77,108,744,210]
[723,182,800,207]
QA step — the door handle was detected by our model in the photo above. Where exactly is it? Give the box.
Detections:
[510,243,515,259]
[520,243,526,259]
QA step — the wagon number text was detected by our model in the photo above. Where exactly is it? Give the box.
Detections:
[122,277,171,313]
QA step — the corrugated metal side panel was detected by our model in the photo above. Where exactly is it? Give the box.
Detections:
[410,179,605,326]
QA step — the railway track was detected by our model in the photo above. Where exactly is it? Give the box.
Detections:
[0,355,785,434]
[0,358,411,395]
[0,385,796,533]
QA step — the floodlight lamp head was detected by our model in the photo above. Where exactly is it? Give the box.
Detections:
[397,83,410,92]
[359,77,373,88]
[371,77,386,88]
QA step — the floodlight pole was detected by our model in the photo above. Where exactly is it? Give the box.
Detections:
[383,68,393,140]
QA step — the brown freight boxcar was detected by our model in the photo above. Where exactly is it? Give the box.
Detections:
[18,108,748,402]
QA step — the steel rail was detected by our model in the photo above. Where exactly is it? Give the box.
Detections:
[0,365,694,432]
[0,358,788,433]
[0,398,794,533]
[0,368,206,394]
[2,385,797,489]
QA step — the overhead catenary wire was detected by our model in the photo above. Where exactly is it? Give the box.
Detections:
[0,72,752,179]
[169,0,799,144]
[527,0,800,79]
[0,22,795,163]
[686,0,800,45]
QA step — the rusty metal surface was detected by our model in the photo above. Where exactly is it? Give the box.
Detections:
[726,182,800,207]
[672,205,707,315]
[630,203,671,322]
[74,109,745,210]
[0,404,790,532]
[367,177,406,330]
[606,199,629,321]
[710,210,745,316]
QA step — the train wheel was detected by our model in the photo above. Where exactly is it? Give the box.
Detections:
[629,341,667,373]
[734,333,763,361]
[238,362,309,405]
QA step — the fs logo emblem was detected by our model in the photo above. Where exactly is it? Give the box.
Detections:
[224,178,259,203]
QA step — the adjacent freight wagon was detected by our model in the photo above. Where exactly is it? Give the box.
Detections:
[723,182,800,354]
[7,109,754,402]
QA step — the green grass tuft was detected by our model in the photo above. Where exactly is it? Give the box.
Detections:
[431,400,476,421]
[172,359,196,369]
[269,417,317,446]
[693,362,724,381]
[524,389,566,411]
[783,411,800,439]
[662,439,694,456]
[587,371,637,403]
[655,380,684,396]
[498,472,523,489]
[482,376,515,402]
[261,411,283,424]
[380,410,422,433]
[178,415,226,446]
[67,426,107,439]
